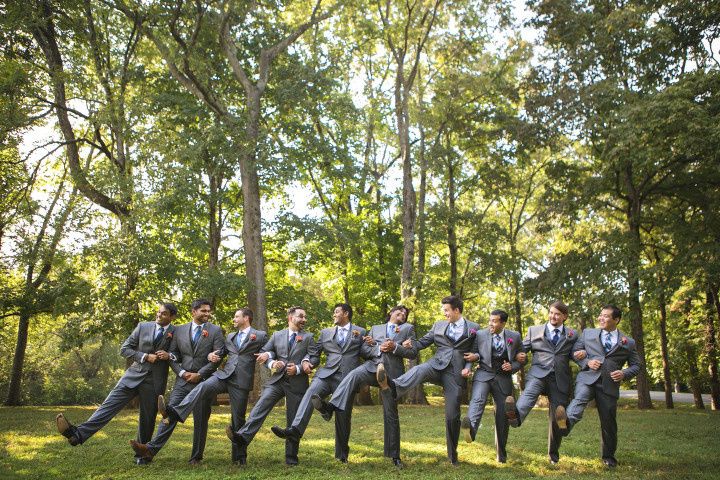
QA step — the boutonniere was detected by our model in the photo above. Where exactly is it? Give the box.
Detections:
[166,332,173,339]
[296,335,303,342]
[507,338,513,345]
[469,328,478,336]
[352,330,360,337]
[621,337,628,345]
[250,333,257,341]
[201,330,209,337]
[394,326,401,334]
[567,329,574,338]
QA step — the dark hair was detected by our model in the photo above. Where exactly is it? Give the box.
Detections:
[238,307,254,322]
[334,303,353,321]
[490,309,508,323]
[386,305,410,323]
[441,295,463,313]
[191,298,212,311]
[549,300,568,316]
[602,304,622,321]
[162,303,178,316]
[287,306,304,316]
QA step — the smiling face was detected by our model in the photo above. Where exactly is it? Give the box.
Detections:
[548,306,567,327]
[598,308,620,332]
[288,309,307,332]
[442,303,462,323]
[488,314,505,334]
[389,308,406,325]
[191,303,212,325]
[156,305,175,327]
[333,306,349,327]
[232,310,250,330]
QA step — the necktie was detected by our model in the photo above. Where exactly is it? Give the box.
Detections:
[337,328,346,347]
[192,325,202,346]
[604,333,612,353]
[153,327,164,347]
[551,328,560,346]
[494,334,503,352]
[387,324,396,339]
[449,323,458,342]
[289,332,297,350]
[235,331,245,349]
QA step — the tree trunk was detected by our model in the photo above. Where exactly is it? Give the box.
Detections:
[705,285,720,410]
[682,298,705,409]
[5,310,31,405]
[447,158,457,295]
[658,286,674,408]
[397,79,416,299]
[416,124,428,293]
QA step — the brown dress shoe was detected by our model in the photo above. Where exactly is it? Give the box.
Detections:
[130,440,154,460]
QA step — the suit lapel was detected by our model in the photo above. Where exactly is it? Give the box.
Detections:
[341,324,352,353]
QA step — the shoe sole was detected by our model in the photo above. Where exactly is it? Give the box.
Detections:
[377,364,389,390]
[56,414,70,435]
[504,396,518,427]
[461,416,473,443]
[555,405,567,431]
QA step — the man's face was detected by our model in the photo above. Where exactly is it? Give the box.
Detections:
[156,306,175,327]
[192,304,212,324]
[548,306,567,327]
[233,310,250,330]
[400,308,410,324]
[598,308,619,332]
[488,314,505,334]
[333,306,349,326]
[442,303,462,323]
[288,309,307,331]
[389,309,405,325]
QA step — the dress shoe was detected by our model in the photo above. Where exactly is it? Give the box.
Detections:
[554,405,568,434]
[285,461,298,467]
[338,457,348,464]
[311,394,333,421]
[56,413,80,446]
[130,440,154,460]
[135,457,151,465]
[226,425,247,446]
[504,396,519,427]
[497,456,507,464]
[232,458,247,466]
[271,425,300,442]
[548,454,559,465]
[376,363,389,390]
[602,457,618,468]
[157,395,167,419]
[188,458,202,465]
[392,458,404,469]
[461,416,474,443]
[450,460,460,467]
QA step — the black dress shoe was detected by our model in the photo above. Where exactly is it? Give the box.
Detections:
[232,458,247,466]
[271,425,300,441]
[549,455,559,465]
[226,425,247,446]
[135,457,151,465]
[338,457,348,464]
[504,396,519,427]
[188,458,202,465]
[392,458,404,469]
[311,394,333,421]
[497,456,507,464]
[56,414,80,446]
[602,457,618,468]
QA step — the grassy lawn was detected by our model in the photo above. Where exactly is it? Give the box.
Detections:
[1,397,718,479]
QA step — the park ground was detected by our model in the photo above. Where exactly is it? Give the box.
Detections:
[1,397,718,480]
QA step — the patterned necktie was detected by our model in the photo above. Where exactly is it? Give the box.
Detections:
[387,324,396,339]
[337,327,347,347]
[289,332,297,350]
[154,327,165,347]
[604,332,612,353]
[192,325,202,347]
[448,323,458,342]
[551,328,560,346]
[494,334,503,352]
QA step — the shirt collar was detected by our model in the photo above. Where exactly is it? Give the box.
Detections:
[546,323,564,335]
[493,329,505,338]
[238,326,251,335]
[337,324,350,332]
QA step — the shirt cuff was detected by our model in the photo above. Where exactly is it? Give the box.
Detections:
[140,353,147,363]
[179,369,187,377]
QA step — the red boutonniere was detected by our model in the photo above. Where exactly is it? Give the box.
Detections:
[166,332,173,339]
[394,326,401,334]
[352,330,360,337]
[469,328,478,336]
[296,335,303,342]
[201,330,208,337]
[250,333,257,341]
[567,329,574,338]
[621,337,628,345]
[507,338,513,345]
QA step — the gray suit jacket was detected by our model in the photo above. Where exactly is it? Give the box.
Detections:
[415,320,481,376]
[306,324,369,380]
[573,328,641,398]
[261,328,316,390]
[522,324,579,395]
[214,328,268,390]
[361,323,417,378]
[119,321,176,390]
[169,322,225,388]
[471,328,523,384]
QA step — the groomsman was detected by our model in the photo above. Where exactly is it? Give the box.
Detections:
[226,306,316,466]
[461,309,523,463]
[129,298,224,464]
[55,303,176,464]
[132,307,266,464]
[312,305,417,468]
[379,295,480,465]
[504,300,579,464]
[555,305,641,468]
[271,303,368,464]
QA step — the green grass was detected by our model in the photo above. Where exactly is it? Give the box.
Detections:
[1,397,718,479]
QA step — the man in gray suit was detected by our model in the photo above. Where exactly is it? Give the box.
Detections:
[379,295,480,465]
[129,298,224,465]
[460,309,523,463]
[132,306,266,465]
[226,306,316,466]
[271,303,368,464]
[504,300,580,464]
[55,303,177,465]
[311,305,417,468]
[554,305,641,468]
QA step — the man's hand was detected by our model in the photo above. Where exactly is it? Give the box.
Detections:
[461,368,472,378]
[183,372,202,383]
[501,360,512,372]
[363,335,376,346]
[588,359,603,371]
[154,350,169,361]
[610,370,624,382]
[146,353,157,364]
[208,351,222,363]
[256,352,270,364]
[286,363,297,376]
[402,339,413,349]
[516,352,527,363]
[273,360,286,371]
[302,360,313,374]
[463,352,479,362]
[380,340,396,352]
[574,350,587,361]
